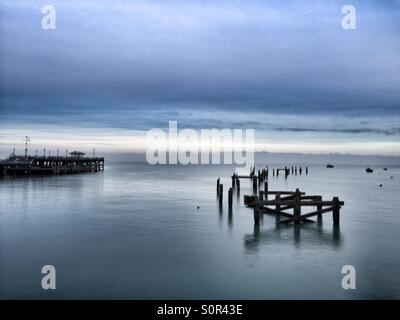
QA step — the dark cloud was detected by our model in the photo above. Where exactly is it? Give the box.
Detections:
[274,127,400,136]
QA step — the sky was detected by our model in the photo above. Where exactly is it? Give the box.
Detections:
[0,0,399,158]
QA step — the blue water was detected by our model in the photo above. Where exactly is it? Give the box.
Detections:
[0,162,399,299]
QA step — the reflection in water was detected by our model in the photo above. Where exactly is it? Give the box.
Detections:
[228,208,233,229]
[244,222,343,255]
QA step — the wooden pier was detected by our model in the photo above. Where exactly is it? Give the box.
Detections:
[216,165,344,227]
[0,151,104,176]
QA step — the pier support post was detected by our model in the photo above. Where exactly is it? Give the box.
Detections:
[317,195,323,223]
[306,166,308,174]
[228,188,233,209]
[264,181,268,200]
[275,193,281,223]
[217,178,220,195]
[252,176,257,193]
[219,184,223,204]
[253,196,260,225]
[237,179,240,194]
[333,197,340,225]
[259,190,264,202]
[294,188,301,224]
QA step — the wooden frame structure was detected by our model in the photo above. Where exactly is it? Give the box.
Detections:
[216,166,344,227]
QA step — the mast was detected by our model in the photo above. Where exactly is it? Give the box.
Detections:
[24,136,30,158]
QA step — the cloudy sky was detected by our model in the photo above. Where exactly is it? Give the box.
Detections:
[0,0,399,157]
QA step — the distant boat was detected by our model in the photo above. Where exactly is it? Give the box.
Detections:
[326,164,334,168]
[383,168,388,171]
[366,168,373,173]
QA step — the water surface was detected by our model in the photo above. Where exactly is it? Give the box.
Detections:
[0,162,399,299]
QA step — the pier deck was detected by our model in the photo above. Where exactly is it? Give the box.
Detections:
[0,154,104,176]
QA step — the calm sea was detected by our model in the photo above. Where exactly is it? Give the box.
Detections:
[0,162,399,299]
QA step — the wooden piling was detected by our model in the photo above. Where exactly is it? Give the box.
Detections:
[228,188,233,209]
[231,175,235,189]
[264,181,268,200]
[275,193,281,223]
[253,196,260,225]
[333,196,340,225]
[219,184,223,204]
[237,179,240,194]
[253,176,257,192]
[306,166,308,174]
[217,178,220,195]
[317,195,322,222]
[259,190,264,202]
[293,189,301,224]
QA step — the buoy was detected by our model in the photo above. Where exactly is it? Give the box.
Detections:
[379,184,383,187]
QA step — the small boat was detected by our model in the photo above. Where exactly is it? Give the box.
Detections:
[326,164,334,168]
[366,168,373,173]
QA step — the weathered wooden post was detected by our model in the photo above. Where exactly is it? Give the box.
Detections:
[217,178,220,195]
[317,195,322,223]
[266,169,269,178]
[264,181,268,200]
[252,176,257,193]
[295,167,297,175]
[277,169,279,177]
[299,166,302,174]
[333,197,340,225]
[273,169,275,177]
[231,175,235,189]
[275,193,281,223]
[291,166,294,174]
[294,188,301,224]
[219,184,223,204]
[259,190,264,202]
[306,166,308,174]
[228,188,233,209]
[237,179,240,194]
[253,196,260,225]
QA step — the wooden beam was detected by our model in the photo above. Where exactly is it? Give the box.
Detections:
[280,206,334,224]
